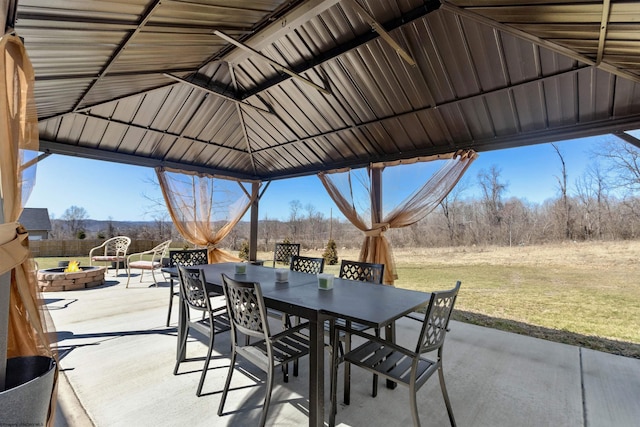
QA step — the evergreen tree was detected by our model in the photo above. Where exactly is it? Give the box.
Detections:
[322,239,338,265]
[238,240,250,261]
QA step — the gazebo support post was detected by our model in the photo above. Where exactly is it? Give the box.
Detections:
[249,181,259,263]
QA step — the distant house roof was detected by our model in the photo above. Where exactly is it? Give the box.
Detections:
[19,208,52,232]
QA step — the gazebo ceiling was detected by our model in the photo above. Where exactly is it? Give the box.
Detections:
[8,0,640,181]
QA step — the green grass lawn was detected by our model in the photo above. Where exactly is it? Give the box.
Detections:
[394,263,640,357]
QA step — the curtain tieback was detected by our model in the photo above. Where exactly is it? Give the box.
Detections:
[364,223,389,237]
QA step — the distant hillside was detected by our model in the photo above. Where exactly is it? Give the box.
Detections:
[51,219,160,233]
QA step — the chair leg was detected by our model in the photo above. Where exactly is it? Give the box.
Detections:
[372,328,380,398]
[438,359,456,427]
[173,325,189,375]
[282,314,294,381]
[260,362,275,427]
[410,376,421,427]
[330,328,341,427]
[218,351,237,416]
[125,267,132,288]
[196,323,215,397]
[166,280,174,327]
[343,329,351,405]
[151,268,158,287]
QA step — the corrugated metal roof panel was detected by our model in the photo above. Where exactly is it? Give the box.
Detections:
[14,1,640,181]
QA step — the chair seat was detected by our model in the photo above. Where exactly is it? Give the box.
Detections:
[239,325,310,370]
[325,318,369,335]
[128,260,161,270]
[330,282,460,427]
[344,339,437,388]
[92,255,126,262]
[188,309,232,337]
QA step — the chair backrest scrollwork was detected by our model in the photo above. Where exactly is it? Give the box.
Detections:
[221,274,269,341]
[417,281,461,354]
[177,266,210,315]
[273,243,300,266]
[339,260,384,284]
[170,248,208,267]
[290,255,324,274]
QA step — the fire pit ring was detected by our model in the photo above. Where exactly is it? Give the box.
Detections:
[37,266,106,292]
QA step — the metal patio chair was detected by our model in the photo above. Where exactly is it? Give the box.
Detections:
[330,281,461,427]
[165,248,208,326]
[125,239,171,287]
[272,242,300,267]
[339,259,384,284]
[218,274,310,427]
[173,266,231,396]
[89,235,131,276]
[289,255,324,274]
[333,260,385,400]
[280,255,325,378]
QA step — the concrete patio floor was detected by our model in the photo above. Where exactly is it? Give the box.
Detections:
[47,270,640,426]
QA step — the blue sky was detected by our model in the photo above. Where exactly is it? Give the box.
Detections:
[24,134,619,221]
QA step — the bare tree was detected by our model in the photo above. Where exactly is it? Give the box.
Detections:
[61,205,89,238]
[595,138,640,192]
[288,200,303,242]
[260,213,275,251]
[477,165,507,243]
[304,203,325,249]
[575,162,610,239]
[552,143,573,239]
[440,177,469,245]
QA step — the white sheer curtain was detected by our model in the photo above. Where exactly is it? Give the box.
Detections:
[318,150,477,284]
[156,167,257,263]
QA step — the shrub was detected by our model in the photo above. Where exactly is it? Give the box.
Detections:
[238,240,249,261]
[323,239,338,265]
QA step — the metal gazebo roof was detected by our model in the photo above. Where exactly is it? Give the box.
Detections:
[7,0,640,180]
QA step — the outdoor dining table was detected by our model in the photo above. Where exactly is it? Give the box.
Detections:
[166,262,432,427]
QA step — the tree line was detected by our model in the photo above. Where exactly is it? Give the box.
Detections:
[49,140,640,251]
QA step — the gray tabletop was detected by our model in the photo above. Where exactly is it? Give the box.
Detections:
[193,263,431,329]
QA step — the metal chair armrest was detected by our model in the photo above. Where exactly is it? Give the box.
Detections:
[333,323,414,357]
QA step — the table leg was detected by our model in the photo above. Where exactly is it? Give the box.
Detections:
[308,312,325,427]
[385,321,397,389]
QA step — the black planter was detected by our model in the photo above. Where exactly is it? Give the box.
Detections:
[111,261,126,269]
[0,355,57,425]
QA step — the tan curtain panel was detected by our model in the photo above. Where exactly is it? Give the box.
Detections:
[156,167,256,263]
[1,34,57,424]
[0,33,52,359]
[318,150,477,285]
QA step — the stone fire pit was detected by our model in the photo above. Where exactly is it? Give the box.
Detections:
[37,266,106,292]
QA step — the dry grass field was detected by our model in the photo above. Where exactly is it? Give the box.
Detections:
[302,240,640,358]
[37,240,640,358]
